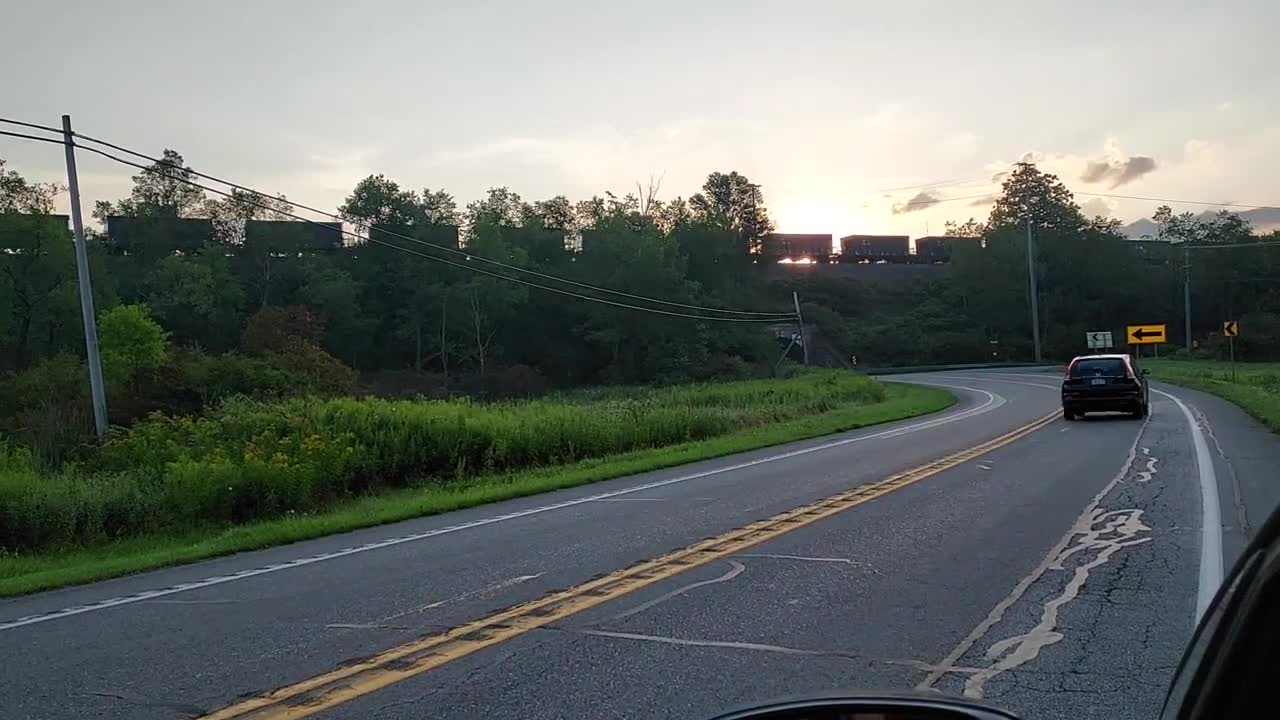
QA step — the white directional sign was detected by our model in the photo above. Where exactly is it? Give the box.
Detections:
[1086,331,1113,350]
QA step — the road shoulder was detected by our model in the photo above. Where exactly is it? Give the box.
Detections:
[1153,381,1280,564]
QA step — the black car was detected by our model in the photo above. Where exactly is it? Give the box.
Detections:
[1061,353,1150,420]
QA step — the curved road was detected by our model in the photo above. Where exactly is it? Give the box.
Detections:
[3,370,1278,720]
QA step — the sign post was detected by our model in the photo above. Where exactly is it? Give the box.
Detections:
[1224,320,1238,382]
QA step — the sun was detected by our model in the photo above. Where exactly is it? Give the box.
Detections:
[771,197,868,246]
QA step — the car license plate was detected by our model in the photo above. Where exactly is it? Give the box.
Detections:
[1090,378,1106,386]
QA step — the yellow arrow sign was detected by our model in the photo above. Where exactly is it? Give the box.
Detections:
[1224,320,1239,337]
[1127,323,1167,345]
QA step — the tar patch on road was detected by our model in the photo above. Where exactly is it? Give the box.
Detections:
[921,402,1201,720]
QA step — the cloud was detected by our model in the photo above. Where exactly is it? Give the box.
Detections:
[1080,197,1115,218]
[969,195,998,207]
[1078,139,1158,188]
[892,190,941,214]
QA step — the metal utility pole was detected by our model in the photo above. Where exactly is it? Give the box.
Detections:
[1183,244,1192,352]
[1026,217,1042,363]
[61,114,108,438]
[792,291,809,365]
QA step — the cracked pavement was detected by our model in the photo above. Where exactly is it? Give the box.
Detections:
[3,370,1278,720]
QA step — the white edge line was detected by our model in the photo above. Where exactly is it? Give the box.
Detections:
[962,371,1224,621]
[1154,388,1223,620]
[0,383,1003,632]
[918,410,1151,689]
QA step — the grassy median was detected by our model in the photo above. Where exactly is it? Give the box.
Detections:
[1146,359,1280,432]
[0,372,953,597]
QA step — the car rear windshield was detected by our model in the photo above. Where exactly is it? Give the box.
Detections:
[1070,358,1129,377]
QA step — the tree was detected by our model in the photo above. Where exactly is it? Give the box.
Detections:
[571,208,702,382]
[240,305,356,393]
[419,188,460,226]
[465,187,526,231]
[342,175,404,224]
[92,149,205,220]
[297,257,371,367]
[656,196,692,232]
[987,163,1083,232]
[1,158,62,214]
[525,196,575,231]
[98,304,169,391]
[458,213,529,380]
[689,171,774,252]
[144,252,245,350]
[0,164,78,368]
[205,189,294,245]
[944,219,986,238]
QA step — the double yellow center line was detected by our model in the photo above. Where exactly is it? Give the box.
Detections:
[202,409,1060,719]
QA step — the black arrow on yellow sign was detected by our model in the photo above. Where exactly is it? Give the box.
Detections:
[1224,320,1238,337]
[1126,324,1167,344]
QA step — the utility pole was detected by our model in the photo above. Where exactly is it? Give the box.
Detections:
[61,114,108,438]
[1026,216,1042,363]
[792,291,809,365]
[1183,244,1192,352]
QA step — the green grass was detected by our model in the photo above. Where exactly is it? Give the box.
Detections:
[3,371,892,553]
[0,379,952,597]
[1146,359,1280,432]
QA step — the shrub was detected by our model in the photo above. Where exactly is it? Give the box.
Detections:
[240,305,357,395]
[98,304,169,390]
[2,370,887,551]
[0,354,93,466]
[241,305,322,355]
[0,441,161,551]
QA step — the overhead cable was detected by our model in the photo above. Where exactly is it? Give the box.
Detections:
[75,143,794,323]
[69,129,794,318]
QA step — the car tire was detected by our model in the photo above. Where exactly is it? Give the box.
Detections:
[1063,407,1076,421]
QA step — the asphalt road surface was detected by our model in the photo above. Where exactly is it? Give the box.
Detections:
[4,370,1279,720]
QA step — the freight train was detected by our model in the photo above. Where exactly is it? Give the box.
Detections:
[762,233,969,264]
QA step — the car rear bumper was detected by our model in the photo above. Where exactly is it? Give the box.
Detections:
[1062,392,1144,411]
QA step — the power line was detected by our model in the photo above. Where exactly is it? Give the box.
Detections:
[68,129,794,318]
[868,162,1016,197]
[0,117,63,135]
[1075,190,1278,211]
[0,129,65,146]
[893,192,996,210]
[74,142,793,323]
[870,176,987,194]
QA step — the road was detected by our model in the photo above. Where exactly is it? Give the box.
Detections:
[3,370,1279,720]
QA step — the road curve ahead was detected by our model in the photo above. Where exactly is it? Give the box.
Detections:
[1,370,1266,720]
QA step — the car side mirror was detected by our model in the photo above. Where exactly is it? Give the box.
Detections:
[708,694,1020,720]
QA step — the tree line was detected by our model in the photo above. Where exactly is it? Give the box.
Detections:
[2,153,784,395]
[793,164,1280,368]
[4,152,1280,428]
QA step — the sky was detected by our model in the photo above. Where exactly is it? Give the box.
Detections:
[3,0,1278,238]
